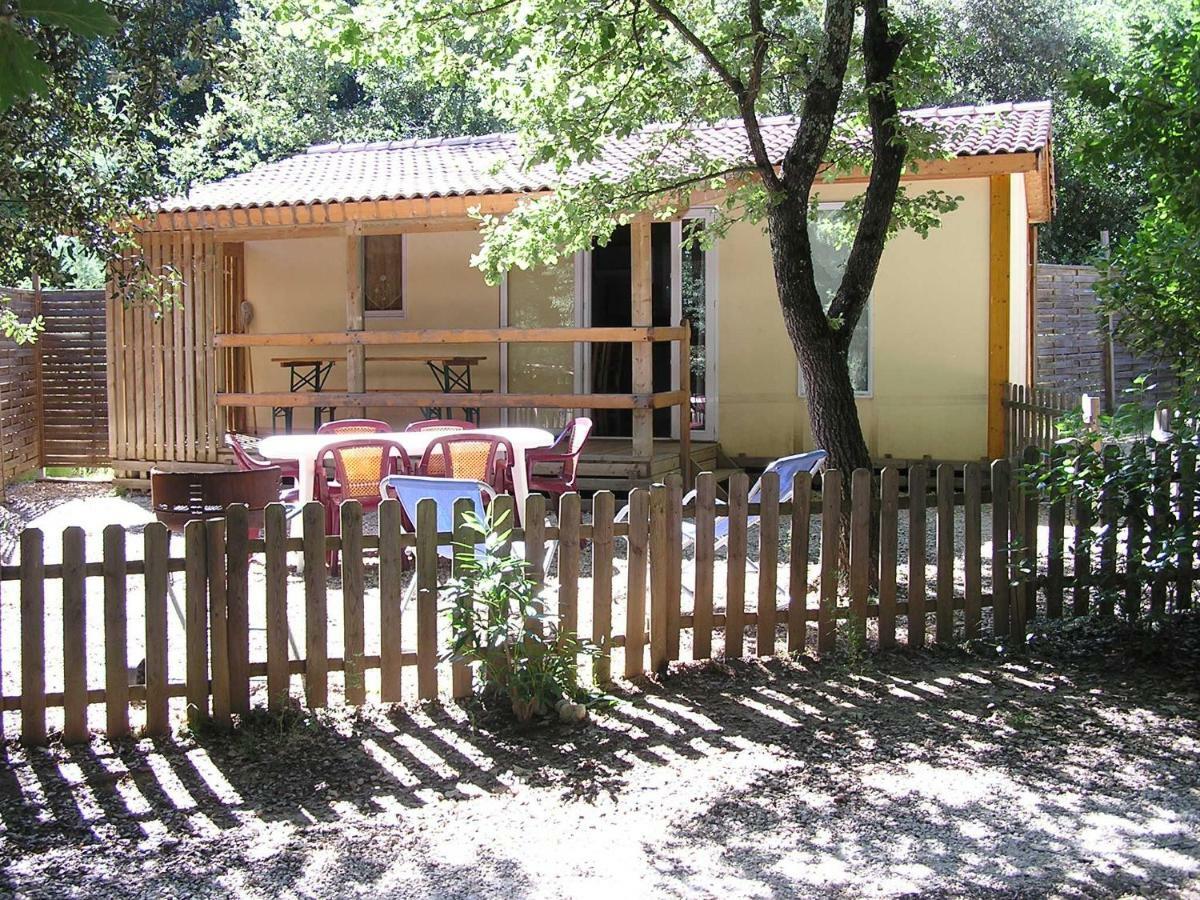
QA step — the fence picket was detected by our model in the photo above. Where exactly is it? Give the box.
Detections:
[788,472,812,653]
[819,469,841,653]
[20,529,46,745]
[849,469,870,646]
[103,523,132,738]
[1047,490,1066,619]
[1099,450,1119,617]
[143,522,170,736]
[224,505,250,717]
[963,463,982,639]
[523,493,546,637]
[693,472,716,660]
[991,460,1011,637]
[757,471,780,656]
[558,492,581,636]
[591,491,615,682]
[649,483,669,674]
[1150,445,1170,617]
[665,475,683,662]
[936,464,955,644]
[378,498,404,702]
[62,527,88,743]
[451,497,474,699]
[726,472,749,658]
[341,501,366,705]
[1072,496,1092,617]
[302,502,328,708]
[1178,445,1195,610]
[264,503,289,710]
[1018,446,1040,636]
[206,520,231,729]
[907,465,927,648]
[624,488,649,677]
[416,498,439,700]
[183,520,207,728]
[878,467,899,648]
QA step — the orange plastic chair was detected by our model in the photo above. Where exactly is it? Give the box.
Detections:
[404,418,477,435]
[316,438,412,569]
[418,433,514,495]
[317,418,391,435]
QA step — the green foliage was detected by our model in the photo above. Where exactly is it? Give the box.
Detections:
[1026,400,1199,619]
[441,508,602,723]
[0,296,44,344]
[1075,3,1200,384]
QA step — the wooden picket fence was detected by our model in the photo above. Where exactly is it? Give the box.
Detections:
[1003,382,1076,457]
[2,448,1197,746]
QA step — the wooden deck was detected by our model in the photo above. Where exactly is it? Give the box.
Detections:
[577,437,718,492]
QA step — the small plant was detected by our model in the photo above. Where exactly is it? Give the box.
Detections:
[441,508,603,724]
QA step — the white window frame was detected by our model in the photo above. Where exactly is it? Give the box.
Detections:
[796,202,874,399]
[362,233,408,320]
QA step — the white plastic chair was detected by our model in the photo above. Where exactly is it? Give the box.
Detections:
[613,450,829,595]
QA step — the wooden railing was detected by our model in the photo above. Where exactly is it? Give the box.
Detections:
[1003,382,1076,457]
[4,446,1196,746]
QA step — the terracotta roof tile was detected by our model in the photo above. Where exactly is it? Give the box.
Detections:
[162,100,1051,213]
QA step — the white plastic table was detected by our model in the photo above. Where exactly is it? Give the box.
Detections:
[256,427,556,516]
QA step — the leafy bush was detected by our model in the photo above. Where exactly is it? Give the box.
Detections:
[441,509,601,723]
[1025,396,1198,618]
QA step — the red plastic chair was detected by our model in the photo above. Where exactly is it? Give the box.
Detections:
[525,417,592,498]
[224,432,299,500]
[317,418,391,435]
[404,418,477,434]
[418,433,514,496]
[316,438,413,569]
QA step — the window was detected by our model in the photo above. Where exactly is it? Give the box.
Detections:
[364,235,405,317]
[798,205,871,395]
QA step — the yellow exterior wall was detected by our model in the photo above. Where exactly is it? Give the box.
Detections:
[716,177,995,462]
[243,229,501,431]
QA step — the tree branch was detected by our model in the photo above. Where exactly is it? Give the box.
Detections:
[827,0,908,335]
[643,0,745,97]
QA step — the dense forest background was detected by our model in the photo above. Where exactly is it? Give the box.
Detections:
[0,0,1186,288]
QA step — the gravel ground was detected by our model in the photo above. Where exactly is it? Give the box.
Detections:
[2,637,1198,898]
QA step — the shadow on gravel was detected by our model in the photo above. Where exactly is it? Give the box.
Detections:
[1,617,1198,897]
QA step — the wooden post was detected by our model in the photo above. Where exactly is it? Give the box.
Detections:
[936,464,955,644]
[907,465,927,648]
[62,526,89,743]
[726,471,749,657]
[649,482,669,674]
[224,505,251,717]
[264,504,289,710]
[987,174,1011,459]
[20,529,46,745]
[757,471,780,656]
[591,491,615,682]
[963,463,983,639]
[415,497,439,700]
[143,522,171,736]
[630,216,653,462]
[451,496,474,699]
[347,232,365,417]
[558,492,581,636]
[665,473,683,661]
[624,488,649,677]
[523,493,546,636]
[788,472,812,653]
[206,519,231,730]
[878,467,899,649]
[379,498,405,702]
[991,460,1011,636]
[849,468,871,647]
[818,469,841,653]
[183,520,207,728]
[693,472,716,659]
[302,502,328,708]
[342,500,366,705]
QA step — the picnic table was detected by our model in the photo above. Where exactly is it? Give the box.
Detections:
[270,353,489,432]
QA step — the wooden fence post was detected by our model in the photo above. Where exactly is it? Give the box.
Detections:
[224,505,251,718]
[378,498,405,702]
[558,492,581,636]
[936,464,955,645]
[206,519,231,730]
[415,497,439,701]
[848,468,870,647]
[143,521,171,736]
[302,502,328,708]
[264,503,289,711]
[878,467,899,649]
[624,488,649,677]
[818,469,841,653]
[1098,448,1119,617]
[1016,445,1040,637]
[693,472,716,660]
[20,529,46,746]
[726,472,749,657]
[1178,444,1195,611]
[963,463,983,640]
[648,482,669,674]
[591,490,615,682]
[906,465,926,648]
[757,471,781,656]
[665,474,683,662]
[104,523,131,738]
[523,493,546,637]
[991,460,1011,637]
[451,496,474,699]
[341,500,367,706]
[62,526,88,744]
[788,472,812,654]
[183,520,208,729]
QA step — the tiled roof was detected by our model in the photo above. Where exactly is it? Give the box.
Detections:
[162,101,1052,213]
